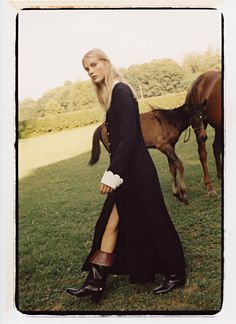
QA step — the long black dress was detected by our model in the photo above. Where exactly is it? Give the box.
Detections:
[82,82,186,283]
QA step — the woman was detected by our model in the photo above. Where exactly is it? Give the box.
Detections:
[66,49,186,302]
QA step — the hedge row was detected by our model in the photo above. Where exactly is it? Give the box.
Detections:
[18,106,103,139]
[18,92,187,139]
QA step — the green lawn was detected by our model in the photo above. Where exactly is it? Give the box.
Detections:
[17,126,222,314]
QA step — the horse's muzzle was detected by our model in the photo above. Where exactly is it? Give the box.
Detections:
[200,134,208,142]
[194,128,208,143]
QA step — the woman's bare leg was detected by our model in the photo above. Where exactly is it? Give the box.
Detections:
[66,205,119,300]
[100,204,119,253]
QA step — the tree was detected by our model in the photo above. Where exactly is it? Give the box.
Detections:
[46,100,64,115]
[182,48,221,74]
[123,58,185,98]
[19,49,221,121]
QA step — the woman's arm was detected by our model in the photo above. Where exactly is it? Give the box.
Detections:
[101,85,137,190]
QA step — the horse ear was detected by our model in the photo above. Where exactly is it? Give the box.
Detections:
[201,99,208,111]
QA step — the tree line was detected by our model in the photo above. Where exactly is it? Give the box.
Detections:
[19,48,221,121]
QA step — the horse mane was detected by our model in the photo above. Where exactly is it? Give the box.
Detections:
[148,103,189,132]
[148,103,187,118]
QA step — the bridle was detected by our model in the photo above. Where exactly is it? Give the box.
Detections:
[192,125,205,132]
[189,114,206,132]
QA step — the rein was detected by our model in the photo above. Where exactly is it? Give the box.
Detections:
[183,124,205,143]
[183,127,191,143]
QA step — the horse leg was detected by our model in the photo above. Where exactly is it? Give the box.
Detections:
[167,156,179,198]
[159,144,188,204]
[172,153,188,204]
[212,129,222,180]
[196,135,217,196]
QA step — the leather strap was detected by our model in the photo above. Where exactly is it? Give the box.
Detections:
[89,250,114,267]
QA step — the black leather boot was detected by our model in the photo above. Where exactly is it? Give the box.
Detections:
[153,273,186,294]
[66,250,113,302]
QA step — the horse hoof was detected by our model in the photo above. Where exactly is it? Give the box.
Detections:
[174,194,188,205]
[174,192,182,202]
[181,192,189,205]
[207,189,217,197]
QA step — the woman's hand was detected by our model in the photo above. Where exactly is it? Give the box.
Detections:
[100,183,113,195]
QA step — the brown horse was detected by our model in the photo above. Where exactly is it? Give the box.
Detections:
[185,70,222,196]
[89,102,207,204]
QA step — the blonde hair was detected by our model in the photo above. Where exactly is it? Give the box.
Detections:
[82,48,136,111]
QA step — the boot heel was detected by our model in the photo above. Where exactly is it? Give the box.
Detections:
[91,290,103,302]
[176,278,186,287]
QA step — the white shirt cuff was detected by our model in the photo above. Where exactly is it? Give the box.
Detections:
[101,170,124,189]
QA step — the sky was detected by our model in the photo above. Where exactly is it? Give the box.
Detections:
[18,9,222,100]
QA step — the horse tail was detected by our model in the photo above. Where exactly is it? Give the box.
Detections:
[88,125,102,165]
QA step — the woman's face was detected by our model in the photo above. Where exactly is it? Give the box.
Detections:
[83,57,107,84]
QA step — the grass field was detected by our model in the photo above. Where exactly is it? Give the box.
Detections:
[17,125,222,314]
[18,123,100,178]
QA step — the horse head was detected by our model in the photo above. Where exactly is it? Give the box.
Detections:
[187,99,208,143]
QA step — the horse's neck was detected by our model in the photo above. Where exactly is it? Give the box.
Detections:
[159,107,190,133]
[178,109,191,132]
